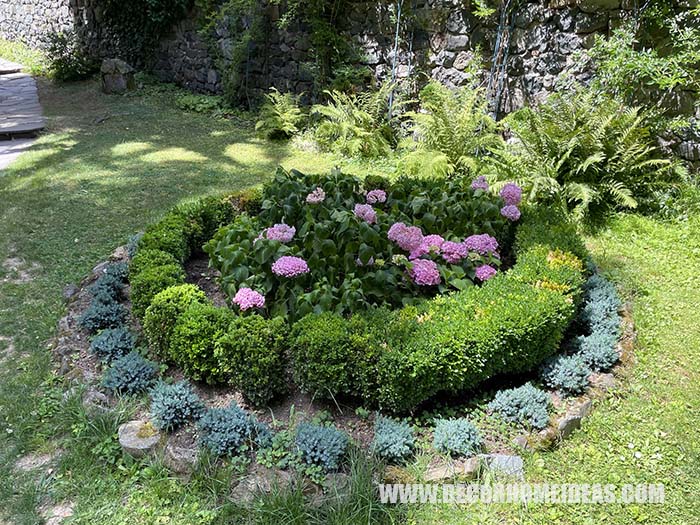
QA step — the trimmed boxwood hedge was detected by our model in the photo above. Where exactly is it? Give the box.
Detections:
[129,181,587,413]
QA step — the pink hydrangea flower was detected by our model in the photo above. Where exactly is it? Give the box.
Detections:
[388,222,424,252]
[306,187,326,204]
[232,288,265,311]
[409,234,445,260]
[271,256,309,278]
[409,259,441,286]
[501,205,521,221]
[500,183,522,206]
[265,223,296,243]
[354,203,377,224]
[471,176,489,191]
[464,234,499,255]
[366,189,387,204]
[475,264,497,281]
[441,241,468,264]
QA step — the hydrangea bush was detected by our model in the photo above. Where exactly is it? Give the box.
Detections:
[206,169,520,320]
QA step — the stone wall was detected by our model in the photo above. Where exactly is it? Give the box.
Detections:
[0,0,74,47]
[151,0,632,115]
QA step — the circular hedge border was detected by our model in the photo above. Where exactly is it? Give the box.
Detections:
[129,176,589,413]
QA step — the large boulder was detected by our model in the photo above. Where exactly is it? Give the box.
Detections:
[101,58,136,94]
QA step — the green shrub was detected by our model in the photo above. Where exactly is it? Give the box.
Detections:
[102,351,158,395]
[256,88,305,139]
[44,30,96,81]
[216,315,288,406]
[515,207,589,261]
[433,418,483,457]
[291,312,357,399]
[79,299,128,334]
[143,284,210,359]
[90,327,136,362]
[175,93,224,114]
[177,195,238,249]
[138,212,198,263]
[150,380,205,431]
[169,303,235,383]
[541,354,591,396]
[197,402,269,456]
[91,263,128,300]
[128,249,179,280]
[295,422,348,472]
[127,232,144,259]
[487,383,550,430]
[511,246,586,302]
[130,263,186,319]
[372,415,415,463]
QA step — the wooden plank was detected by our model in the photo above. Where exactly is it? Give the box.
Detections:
[0,69,45,136]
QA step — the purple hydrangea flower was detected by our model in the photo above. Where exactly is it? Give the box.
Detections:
[464,234,499,255]
[471,176,489,192]
[441,241,468,264]
[409,234,445,260]
[501,205,521,222]
[271,256,310,278]
[232,288,265,311]
[354,203,377,224]
[366,189,387,204]
[388,222,424,252]
[409,259,441,286]
[306,187,326,204]
[265,223,296,243]
[475,264,497,281]
[500,183,523,206]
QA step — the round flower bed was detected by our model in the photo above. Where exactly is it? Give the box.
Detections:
[128,169,589,412]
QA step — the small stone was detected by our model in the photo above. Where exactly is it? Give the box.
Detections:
[536,427,558,448]
[163,440,199,474]
[92,261,110,277]
[424,463,457,482]
[512,434,531,450]
[383,465,413,484]
[324,472,350,494]
[62,284,80,302]
[118,420,161,457]
[590,372,617,392]
[459,456,481,479]
[557,414,582,439]
[575,399,593,418]
[110,245,128,261]
[479,454,524,480]
[230,465,293,503]
[42,502,74,525]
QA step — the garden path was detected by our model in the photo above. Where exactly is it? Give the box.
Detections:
[0,58,44,169]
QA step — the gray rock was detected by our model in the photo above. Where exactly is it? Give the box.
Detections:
[512,434,531,450]
[424,463,457,482]
[445,34,469,51]
[163,440,199,474]
[590,372,617,391]
[453,51,474,71]
[62,284,80,302]
[230,465,293,503]
[83,388,111,414]
[578,0,621,13]
[557,414,582,439]
[92,261,110,277]
[101,59,136,94]
[118,420,161,458]
[479,454,524,480]
[575,12,608,34]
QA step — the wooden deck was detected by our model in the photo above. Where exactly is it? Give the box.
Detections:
[0,59,45,137]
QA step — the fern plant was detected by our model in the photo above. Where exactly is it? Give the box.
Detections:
[499,88,677,224]
[399,79,504,178]
[311,82,403,159]
[255,88,305,140]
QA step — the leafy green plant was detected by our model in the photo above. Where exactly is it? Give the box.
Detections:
[502,88,678,224]
[102,351,158,395]
[89,327,137,362]
[175,93,224,114]
[295,422,348,472]
[400,79,504,178]
[487,383,550,430]
[130,263,186,319]
[129,249,179,280]
[215,315,288,405]
[432,418,483,457]
[372,415,415,463]
[150,381,205,431]
[169,303,235,383]
[311,82,402,158]
[143,284,210,358]
[44,31,97,81]
[255,88,305,139]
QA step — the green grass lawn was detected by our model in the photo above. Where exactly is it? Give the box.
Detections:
[1,79,699,524]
